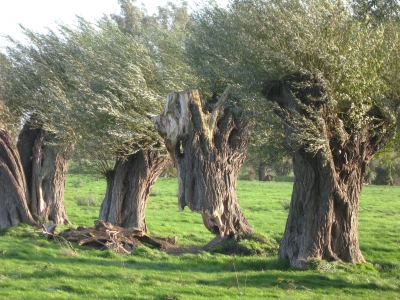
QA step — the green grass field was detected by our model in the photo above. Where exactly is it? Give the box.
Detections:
[0,175,399,299]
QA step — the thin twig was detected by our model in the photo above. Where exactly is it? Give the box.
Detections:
[41,226,77,253]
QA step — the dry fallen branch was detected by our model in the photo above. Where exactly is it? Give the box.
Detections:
[57,220,177,254]
[41,221,77,254]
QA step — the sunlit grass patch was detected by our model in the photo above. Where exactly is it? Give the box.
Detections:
[0,175,399,299]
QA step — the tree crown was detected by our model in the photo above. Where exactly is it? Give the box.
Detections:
[187,0,400,152]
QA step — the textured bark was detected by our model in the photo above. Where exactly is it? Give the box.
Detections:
[0,129,36,229]
[155,89,253,236]
[99,149,169,232]
[264,80,392,268]
[17,123,71,225]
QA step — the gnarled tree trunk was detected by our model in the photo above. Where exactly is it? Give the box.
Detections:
[155,89,253,237]
[264,80,392,268]
[17,123,71,225]
[99,149,169,232]
[0,129,36,229]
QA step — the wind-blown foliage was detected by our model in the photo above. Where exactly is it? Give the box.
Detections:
[187,0,400,152]
[2,1,195,162]
[0,54,12,131]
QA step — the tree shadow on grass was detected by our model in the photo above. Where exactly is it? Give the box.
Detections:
[2,249,398,293]
[196,271,399,293]
[2,230,399,296]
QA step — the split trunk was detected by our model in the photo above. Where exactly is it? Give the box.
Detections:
[155,89,253,236]
[0,129,36,228]
[17,123,71,225]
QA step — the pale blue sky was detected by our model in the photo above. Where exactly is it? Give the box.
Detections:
[0,0,228,49]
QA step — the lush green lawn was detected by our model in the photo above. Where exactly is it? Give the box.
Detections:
[0,175,399,299]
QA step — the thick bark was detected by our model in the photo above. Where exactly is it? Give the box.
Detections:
[279,148,367,268]
[264,80,392,268]
[99,149,169,232]
[17,123,71,225]
[0,129,36,229]
[155,89,253,236]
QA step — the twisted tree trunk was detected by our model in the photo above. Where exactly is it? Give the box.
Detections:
[264,79,392,268]
[155,89,253,236]
[279,147,368,268]
[0,129,36,229]
[17,123,71,225]
[99,149,169,232]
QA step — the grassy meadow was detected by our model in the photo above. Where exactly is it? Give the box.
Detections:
[0,174,399,299]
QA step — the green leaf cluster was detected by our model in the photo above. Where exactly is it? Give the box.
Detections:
[1,1,195,160]
[187,0,400,154]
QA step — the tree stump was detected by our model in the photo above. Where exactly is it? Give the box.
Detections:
[155,89,253,236]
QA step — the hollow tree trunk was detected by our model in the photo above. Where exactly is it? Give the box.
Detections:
[264,79,392,268]
[17,123,71,225]
[0,129,36,229]
[99,149,169,232]
[155,89,253,236]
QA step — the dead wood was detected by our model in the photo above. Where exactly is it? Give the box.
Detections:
[155,88,253,237]
[58,220,177,254]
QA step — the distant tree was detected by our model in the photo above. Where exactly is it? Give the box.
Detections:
[352,0,400,21]
[246,110,291,180]
[368,144,400,185]
[187,0,400,267]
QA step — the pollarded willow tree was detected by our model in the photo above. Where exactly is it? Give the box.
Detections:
[94,1,197,231]
[41,1,196,231]
[155,88,253,238]
[1,0,196,230]
[0,54,36,228]
[1,34,73,224]
[60,19,169,231]
[187,0,400,267]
